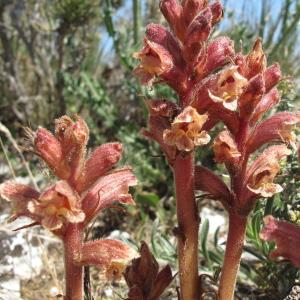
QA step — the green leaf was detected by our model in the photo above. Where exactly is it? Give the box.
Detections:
[136,193,160,207]
[200,219,211,266]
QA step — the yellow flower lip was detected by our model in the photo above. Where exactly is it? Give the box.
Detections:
[163,106,210,151]
[208,66,248,111]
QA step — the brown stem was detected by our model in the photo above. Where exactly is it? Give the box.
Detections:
[218,212,247,300]
[173,152,199,300]
[64,223,84,300]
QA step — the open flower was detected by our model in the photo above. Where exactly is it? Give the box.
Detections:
[0,181,85,231]
[246,145,291,198]
[247,162,283,198]
[213,130,241,163]
[260,216,300,268]
[28,181,85,230]
[208,66,248,111]
[133,38,173,85]
[163,106,210,151]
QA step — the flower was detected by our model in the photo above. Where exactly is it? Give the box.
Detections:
[133,38,173,85]
[246,112,300,154]
[208,66,248,111]
[260,216,300,268]
[0,181,85,231]
[0,115,137,233]
[74,239,138,280]
[163,106,210,151]
[213,130,241,163]
[28,181,85,230]
[246,145,291,198]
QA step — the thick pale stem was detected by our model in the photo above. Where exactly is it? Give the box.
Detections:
[173,152,199,300]
[64,223,84,300]
[218,213,247,300]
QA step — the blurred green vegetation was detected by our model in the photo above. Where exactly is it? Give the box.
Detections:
[0,0,299,299]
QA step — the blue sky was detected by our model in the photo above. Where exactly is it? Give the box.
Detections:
[100,0,293,59]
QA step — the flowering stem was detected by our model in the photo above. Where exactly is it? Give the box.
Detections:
[218,212,247,300]
[173,152,199,300]
[64,223,84,300]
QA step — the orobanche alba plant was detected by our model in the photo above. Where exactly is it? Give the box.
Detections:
[0,116,137,300]
[133,0,299,299]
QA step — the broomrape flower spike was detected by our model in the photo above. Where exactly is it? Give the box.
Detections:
[133,0,300,299]
[0,115,137,300]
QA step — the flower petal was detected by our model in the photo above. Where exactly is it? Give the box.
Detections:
[0,182,40,219]
[245,39,266,78]
[146,99,179,118]
[247,183,283,198]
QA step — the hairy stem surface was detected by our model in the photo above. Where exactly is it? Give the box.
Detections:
[218,212,247,300]
[64,223,84,300]
[174,152,199,300]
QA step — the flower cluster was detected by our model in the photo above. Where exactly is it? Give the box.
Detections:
[134,0,234,160]
[0,115,137,276]
[134,0,299,299]
[195,39,299,214]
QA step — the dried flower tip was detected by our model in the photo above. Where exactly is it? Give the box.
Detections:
[246,39,266,77]
[213,131,241,163]
[163,106,210,151]
[55,115,89,147]
[28,181,85,230]
[208,66,248,111]
[260,216,300,268]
